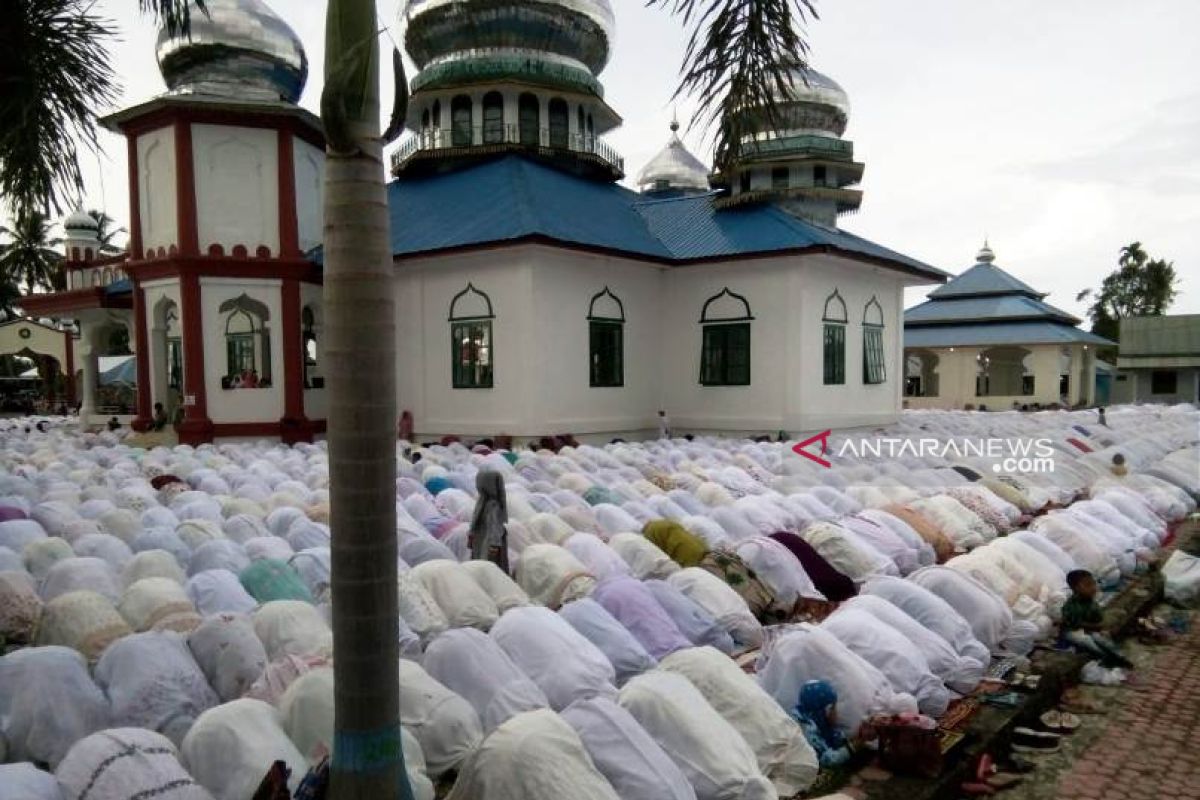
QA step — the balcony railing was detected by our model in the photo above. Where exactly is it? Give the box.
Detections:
[390,123,624,174]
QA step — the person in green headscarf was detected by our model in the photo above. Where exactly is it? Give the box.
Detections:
[642,520,709,568]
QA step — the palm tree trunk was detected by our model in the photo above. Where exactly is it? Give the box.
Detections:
[321,1,411,797]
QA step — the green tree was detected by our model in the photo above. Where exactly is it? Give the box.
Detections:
[0,211,66,294]
[87,208,128,254]
[1077,242,1180,344]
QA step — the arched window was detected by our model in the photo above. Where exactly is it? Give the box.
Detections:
[862,296,886,384]
[699,288,753,386]
[586,113,594,146]
[576,106,585,144]
[548,98,569,149]
[220,294,271,388]
[431,99,441,128]
[482,91,504,144]
[163,303,183,393]
[822,289,847,385]
[518,93,540,146]
[421,108,430,132]
[302,305,322,389]
[587,287,625,387]
[449,284,494,389]
[451,95,473,147]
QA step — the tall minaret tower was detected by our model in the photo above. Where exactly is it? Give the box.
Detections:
[98,0,326,444]
[393,0,624,181]
[715,65,864,226]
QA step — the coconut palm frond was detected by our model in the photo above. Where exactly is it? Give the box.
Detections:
[648,0,817,172]
[0,0,118,218]
[87,208,128,253]
[140,0,205,37]
[0,211,66,294]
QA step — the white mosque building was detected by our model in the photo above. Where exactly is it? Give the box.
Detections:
[21,0,948,445]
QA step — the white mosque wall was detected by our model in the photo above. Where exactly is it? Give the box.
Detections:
[661,253,910,435]
[394,245,916,440]
[201,278,284,424]
[791,254,908,430]
[293,138,324,254]
[192,124,280,256]
[527,247,665,435]
[396,249,536,436]
[137,126,178,255]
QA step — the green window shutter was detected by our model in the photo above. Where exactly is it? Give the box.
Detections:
[824,323,845,385]
[701,323,751,386]
[589,321,624,387]
[863,326,885,384]
[452,320,494,389]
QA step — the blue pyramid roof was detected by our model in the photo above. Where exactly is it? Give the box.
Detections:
[904,246,1113,348]
[927,261,1044,299]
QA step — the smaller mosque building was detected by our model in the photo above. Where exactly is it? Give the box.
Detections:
[903,244,1112,409]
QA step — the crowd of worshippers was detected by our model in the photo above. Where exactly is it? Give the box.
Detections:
[0,407,1196,800]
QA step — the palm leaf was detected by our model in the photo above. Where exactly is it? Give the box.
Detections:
[648,0,817,172]
[0,0,119,218]
[140,0,204,37]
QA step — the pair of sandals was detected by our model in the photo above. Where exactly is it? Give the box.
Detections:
[1039,709,1082,735]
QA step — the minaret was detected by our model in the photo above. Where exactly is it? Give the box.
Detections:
[62,209,100,266]
[393,0,624,180]
[716,64,864,226]
[636,116,711,196]
[98,0,325,444]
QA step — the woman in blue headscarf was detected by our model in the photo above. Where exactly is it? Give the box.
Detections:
[791,680,851,767]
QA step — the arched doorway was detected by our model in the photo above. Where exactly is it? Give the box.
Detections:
[976,346,1034,398]
[151,298,183,417]
[904,349,940,397]
[91,319,136,415]
[0,319,75,414]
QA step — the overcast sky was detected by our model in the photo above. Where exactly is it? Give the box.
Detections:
[76,0,1200,318]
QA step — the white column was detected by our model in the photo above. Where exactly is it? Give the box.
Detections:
[79,345,99,424]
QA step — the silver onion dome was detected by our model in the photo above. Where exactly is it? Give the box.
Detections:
[63,209,99,233]
[752,64,850,139]
[637,120,710,194]
[403,0,615,76]
[156,0,308,104]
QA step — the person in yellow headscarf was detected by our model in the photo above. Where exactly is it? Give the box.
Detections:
[642,520,709,568]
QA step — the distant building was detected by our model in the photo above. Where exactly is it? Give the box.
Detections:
[903,243,1112,409]
[1111,314,1200,404]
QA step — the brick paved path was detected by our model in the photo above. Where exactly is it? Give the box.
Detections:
[1044,613,1200,800]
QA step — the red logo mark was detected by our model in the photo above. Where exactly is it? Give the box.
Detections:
[793,430,832,468]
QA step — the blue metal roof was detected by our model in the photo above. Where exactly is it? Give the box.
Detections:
[905,321,1114,348]
[106,279,132,295]
[382,155,947,279]
[928,261,1044,299]
[386,156,671,259]
[905,294,1079,325]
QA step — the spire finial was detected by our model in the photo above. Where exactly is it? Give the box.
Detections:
[669,109,679,133]
[977,238,995,264]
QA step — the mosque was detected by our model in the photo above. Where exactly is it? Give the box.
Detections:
[18,0,949,445]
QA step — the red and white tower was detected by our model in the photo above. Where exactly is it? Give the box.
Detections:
[100,0,327,444]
